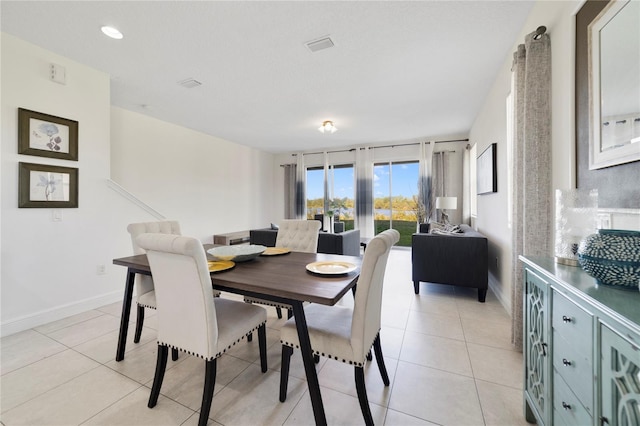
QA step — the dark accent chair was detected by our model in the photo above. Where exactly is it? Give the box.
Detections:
[411,223,488,302]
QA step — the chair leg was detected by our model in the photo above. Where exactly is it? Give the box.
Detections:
[276,307,283,319]
[134,305,145,343]
[198,358,217,426]
[478,288,487,303]
[413,280,420,294]
[287,309,293,320]
[171,348,179,361]
[372,334,390,386]
[258,324,267,373]
[247,332,253,342]
[279,345,293,402]
[366,350,372,361]
[355,366,374,426]
[148,345,169,408]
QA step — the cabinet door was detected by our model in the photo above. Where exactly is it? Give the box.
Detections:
[601,324,640,426]
[524,268,551,425]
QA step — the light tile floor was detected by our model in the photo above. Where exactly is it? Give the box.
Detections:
[1,249,529,425]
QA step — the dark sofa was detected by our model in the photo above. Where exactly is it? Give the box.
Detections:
[411,223,488,302]
[250,228,361,257]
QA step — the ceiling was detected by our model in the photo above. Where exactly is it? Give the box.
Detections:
[1,1,534,154]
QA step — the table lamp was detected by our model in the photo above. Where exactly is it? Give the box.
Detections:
[436,196,457,224]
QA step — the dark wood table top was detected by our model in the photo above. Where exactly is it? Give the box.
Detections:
[113,249,361,306]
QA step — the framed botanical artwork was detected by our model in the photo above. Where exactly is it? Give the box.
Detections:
[477,143,497,195]
[18,162,78,208]
[18,108,78,161]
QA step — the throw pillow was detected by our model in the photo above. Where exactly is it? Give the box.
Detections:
[270,223,279,230]
[444,224,462,233]
[428,222,447,234]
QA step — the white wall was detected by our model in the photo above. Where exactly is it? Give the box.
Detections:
[1,33,136,336]
[469,0,595,311]
[1,34,277,336]
[110,107,276,242]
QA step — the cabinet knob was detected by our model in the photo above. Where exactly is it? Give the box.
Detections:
[562,402,571,410]
[562,358,572,366]
[541,342,548,356]
[562,315,572,323]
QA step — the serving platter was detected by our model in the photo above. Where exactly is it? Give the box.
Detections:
[207,245,266,262]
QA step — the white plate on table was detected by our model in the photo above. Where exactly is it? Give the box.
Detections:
[306,261,357,275]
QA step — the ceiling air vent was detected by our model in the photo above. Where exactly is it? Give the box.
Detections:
[177,78,202,88]
[305,36,334,53]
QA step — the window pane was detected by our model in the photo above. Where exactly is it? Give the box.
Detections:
[373,163,391,233]
[306,167,324,219]
[330,164,355,230]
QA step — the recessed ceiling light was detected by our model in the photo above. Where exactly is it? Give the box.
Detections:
[101,26,123,40]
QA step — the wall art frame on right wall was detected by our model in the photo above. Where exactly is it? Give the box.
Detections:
[477,143,497,195]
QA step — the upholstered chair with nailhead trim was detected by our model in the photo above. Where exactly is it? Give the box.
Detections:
[136,233,267,426]
[127,220,220,361]
[278,229,399,426]
[244,219,321,319]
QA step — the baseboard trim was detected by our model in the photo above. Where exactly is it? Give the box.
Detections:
[488,275,511,316]
[1,291,123,338]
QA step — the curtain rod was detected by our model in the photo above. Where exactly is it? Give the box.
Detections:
[290,138,469,157]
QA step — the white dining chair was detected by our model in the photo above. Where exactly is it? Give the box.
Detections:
[127,221,181,355]
[127,220,220,360]
[244,219,321,319]
[278,229,399,426]
[136,233,268,426]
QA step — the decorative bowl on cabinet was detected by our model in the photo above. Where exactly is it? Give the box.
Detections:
[577,229,640,289]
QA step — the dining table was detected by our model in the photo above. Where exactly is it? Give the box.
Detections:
[112,244,362,426]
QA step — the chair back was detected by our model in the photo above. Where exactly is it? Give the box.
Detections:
[136,233,219,359]
[351,229,399,359]
[275,220,321,253]
[127,221,181,296]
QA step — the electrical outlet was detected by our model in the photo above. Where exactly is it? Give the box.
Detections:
[96,264,106,275]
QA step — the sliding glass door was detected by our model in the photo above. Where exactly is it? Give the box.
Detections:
[306,164,355,230]
[373,161,419,246]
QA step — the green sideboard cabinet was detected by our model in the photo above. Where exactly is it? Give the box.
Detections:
[520,256,640,426]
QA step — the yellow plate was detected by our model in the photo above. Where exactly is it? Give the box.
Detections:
[261,247,291,256]
[305,261,357,275]
[208,260,235,273]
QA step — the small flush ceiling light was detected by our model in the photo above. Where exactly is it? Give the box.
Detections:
[101,26,123,40]
[318,120,338,134]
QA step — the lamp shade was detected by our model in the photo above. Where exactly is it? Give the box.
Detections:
[435,197,457,210]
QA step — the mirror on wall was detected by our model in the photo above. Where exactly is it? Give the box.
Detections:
[588,0,640,170]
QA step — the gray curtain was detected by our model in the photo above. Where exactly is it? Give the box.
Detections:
[295,153,306,219]
[511,31,552,350]
[355,147,374,238]
[432,152,448,222]
[418,141,434,224]
[283,164,296,219]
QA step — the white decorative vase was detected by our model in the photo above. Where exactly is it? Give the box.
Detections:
[554,189,598,266]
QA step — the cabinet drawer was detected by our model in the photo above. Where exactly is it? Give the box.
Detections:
[552,290,593,356]
[553,372,592,426]
[552,332,593,414]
